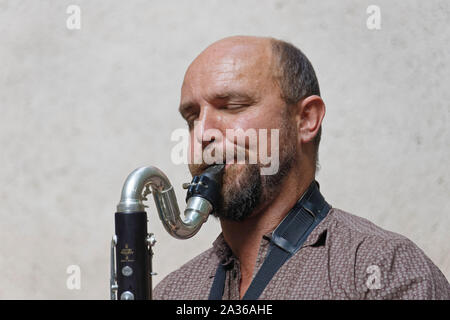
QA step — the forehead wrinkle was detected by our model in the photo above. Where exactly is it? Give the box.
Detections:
[196,58,269,88]
[182,38,278,105]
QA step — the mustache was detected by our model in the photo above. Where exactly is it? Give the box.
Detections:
[190,143,253,172]
[190,153,254,176]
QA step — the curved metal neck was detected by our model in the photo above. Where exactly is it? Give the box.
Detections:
[117,167,171,213]
[116,166,212,239]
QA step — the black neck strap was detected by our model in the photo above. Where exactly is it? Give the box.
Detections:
[208,180,331,300]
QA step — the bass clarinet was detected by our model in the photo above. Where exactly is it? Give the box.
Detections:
[110,164,225,300]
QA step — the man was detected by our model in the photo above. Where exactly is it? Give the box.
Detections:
[154,36,450,299]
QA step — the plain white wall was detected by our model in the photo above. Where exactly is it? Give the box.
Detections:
[0,0,448,299]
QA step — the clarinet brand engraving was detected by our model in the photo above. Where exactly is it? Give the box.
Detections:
[120,243,135,262]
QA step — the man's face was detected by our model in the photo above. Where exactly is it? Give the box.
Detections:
[179,38,298,221]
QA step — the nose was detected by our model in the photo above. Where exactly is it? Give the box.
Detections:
[194,105,224,150]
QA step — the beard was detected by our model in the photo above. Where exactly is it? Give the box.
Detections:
[188,112,297,222]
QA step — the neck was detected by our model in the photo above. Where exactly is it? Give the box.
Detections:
[219,163,314,298]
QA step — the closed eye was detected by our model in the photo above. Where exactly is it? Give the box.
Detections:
[223,104,250,111]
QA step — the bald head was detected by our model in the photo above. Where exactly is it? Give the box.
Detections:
[196,35,274,57]
[188,35,275,73]
[182,36,278,107]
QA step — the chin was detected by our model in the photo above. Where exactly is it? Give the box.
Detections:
[223,164,246,186]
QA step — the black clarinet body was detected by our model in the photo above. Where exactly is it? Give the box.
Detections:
[110,164,224,300]
[114,211,151,300]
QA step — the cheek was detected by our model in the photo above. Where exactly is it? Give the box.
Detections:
[229,107,280,131]
[221,107,285,155]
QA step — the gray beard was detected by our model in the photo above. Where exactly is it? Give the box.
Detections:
[213,164,262,222]
[212,107,298,222]
[213,147,296,222]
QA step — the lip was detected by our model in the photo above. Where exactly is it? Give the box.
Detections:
[201,163,227,174]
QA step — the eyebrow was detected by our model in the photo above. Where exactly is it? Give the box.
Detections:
[210,90,254,102]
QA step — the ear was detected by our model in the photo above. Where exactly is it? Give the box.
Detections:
[295,95,326,144]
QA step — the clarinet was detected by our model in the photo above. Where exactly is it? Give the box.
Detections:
[110,164,224,300]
